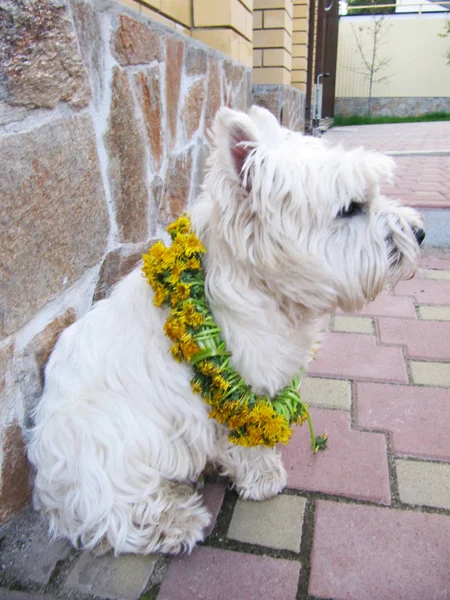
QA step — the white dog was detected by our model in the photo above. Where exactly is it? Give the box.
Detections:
[28,106,424,556]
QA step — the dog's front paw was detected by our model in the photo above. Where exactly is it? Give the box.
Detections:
[236,463,287,501]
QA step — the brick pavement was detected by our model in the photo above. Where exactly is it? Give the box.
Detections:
[325,122,450,209]
[1,247,449,600]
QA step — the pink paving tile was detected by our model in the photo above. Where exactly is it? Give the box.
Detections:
[281,408,391,504]
[309,501,450,600]
[158,547,301,600]
[355,382,450,461]
[394,278,450,305]
[413,191,445,201]
[403,197,450,209]
[341,291,416,318]
[202,482,226,536]
[308,332,408,383]
[420,249,450,271]
[378,317,450,361]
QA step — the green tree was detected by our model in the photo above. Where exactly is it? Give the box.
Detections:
[349,16,393,114]
[439,19,450,66]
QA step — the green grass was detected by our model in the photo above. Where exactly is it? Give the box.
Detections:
[333,112,450,126]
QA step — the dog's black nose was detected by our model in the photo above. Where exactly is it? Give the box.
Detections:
[413,227,426,246]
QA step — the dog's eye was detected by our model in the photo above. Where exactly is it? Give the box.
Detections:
[338,202,363,218]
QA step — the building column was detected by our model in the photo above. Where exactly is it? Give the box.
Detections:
[252,0,293,85]
[191,0,253,67]
[291,0,309,91]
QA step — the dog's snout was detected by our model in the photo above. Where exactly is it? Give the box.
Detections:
[413,227,426,246]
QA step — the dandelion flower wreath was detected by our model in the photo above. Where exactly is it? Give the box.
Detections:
[142,215,327,451]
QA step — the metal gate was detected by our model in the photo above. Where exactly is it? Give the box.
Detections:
[306,0,340,125]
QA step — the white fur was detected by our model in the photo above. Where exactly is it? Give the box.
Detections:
[28,107,422,555]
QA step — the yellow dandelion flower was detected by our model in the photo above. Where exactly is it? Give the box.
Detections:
[142,265,159,290]
[212,375,230,392]
[170,343,184,362]
[179,303,203,327]
[184,257,201,271]
[153,286,167,307]
[191,380,203,395]
[209,407,228,424]
[167,263,183,286]
[228,433,251,447]
[184,233,206,256]
[171,236,187,258]
[249,403,277,423]
[246,425,266,447]
[164,318,186,341]
[181,340,201,362]
[227,414,247,430]
[180,331,192,345]
[164,249,179,270]
[210,387,227,404]
[167,215,191,236]
[262,415,289,438]
[171,283,191,306]
[148,240,166,261]
[295,413,308,426]
[197,361,221,377]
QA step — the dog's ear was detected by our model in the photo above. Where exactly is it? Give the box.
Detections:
[249,106,282,142]
[213,108,260,187]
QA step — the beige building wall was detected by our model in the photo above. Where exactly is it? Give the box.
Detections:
[336,14,450,98]
[291,0,309,91]
[116,0,254,66]
[252,0,294,85]
[116,0,318,90]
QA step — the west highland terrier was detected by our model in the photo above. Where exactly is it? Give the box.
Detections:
[28,106,424,555]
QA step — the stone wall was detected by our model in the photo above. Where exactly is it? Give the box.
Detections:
[335,97,450,118]
[252,83,305,131]
[0,0,252,524]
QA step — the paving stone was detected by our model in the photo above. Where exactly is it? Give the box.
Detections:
[419,268,450,280]
[396,459,450,509]
[394,278,450,305]
[202,482,226,537]
[0,424,31,524]
[418,306,450,321]
[158,546,301,600]
[333,315,374,334]
[0,509,71,585]
[282,408,391,504]
[410,361,450,387]
[182,78,206,141]
[227,494,306,552]
[0,342,13,400]
[159,146,194,226]
[378,317,450,361]
[184,44,208,77]
[134,68,164,173]
[0,591,57,600]
[342,292,416,318]
[355,382,450,461]
[300,376,351,410]
[165,36,184,150]
[309,500,450,600]
[65,551,157,600]
[0,0,90,109]
[308,333,408,383]
[420,249,450,271]
[0,114,108,338]
[204,58,221,133]
[112,15,165,65]
[105,67,148,243]
[93,244,148,302]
